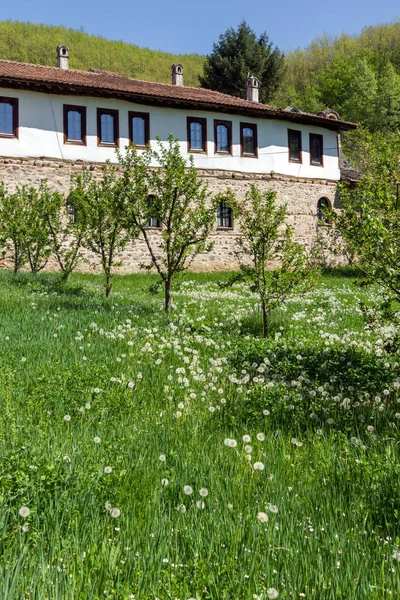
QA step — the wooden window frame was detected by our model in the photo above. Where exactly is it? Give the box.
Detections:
[240,122,258,158]
[216,199,233,230]
[214,119,232,155]
[288,129,302,163]
[309,133,323,167]
[63,104,86,146]
[145,195,162,229]
[0,96,18,139]
[97,108,119,148]
[317,197,332,225]
[187,117,207,154]
[129,111,150,148]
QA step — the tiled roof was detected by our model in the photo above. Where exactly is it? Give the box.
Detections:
[0,59,357,131]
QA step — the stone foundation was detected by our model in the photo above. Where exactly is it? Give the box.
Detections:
[0,156,339,273]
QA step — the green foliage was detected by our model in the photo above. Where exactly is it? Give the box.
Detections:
[71,165,135,296]
[331,138,400,305]
[275,21,400,133]
[229,185,318,337]
[0,181,63,274]
[200,20,285,103]
[118,136,218,311]
[0,183,27,273]
[0,20,205,86]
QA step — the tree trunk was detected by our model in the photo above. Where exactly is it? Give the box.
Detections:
[105,272,112,297]
[262,301,269,338]
[165,278,171,313]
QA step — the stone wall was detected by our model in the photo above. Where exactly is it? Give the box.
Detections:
[0,156,338,273]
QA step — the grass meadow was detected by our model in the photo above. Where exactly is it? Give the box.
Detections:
[0,269,399,600]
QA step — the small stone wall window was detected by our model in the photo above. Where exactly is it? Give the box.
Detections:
[129,111,150,148]
[317,197,331,224]
[288,129,302,163]
[66,198,76,224]
[97,108,119,147]
[187,117,207,153]
[0,97,18,138]
[146,195,161,228]
[310,133,323,166]
[63,105,86,145]
[214,120,232,154]
[217,199,233,229]
[240,123,258,157]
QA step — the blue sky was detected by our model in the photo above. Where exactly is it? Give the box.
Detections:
[1,0,399,55]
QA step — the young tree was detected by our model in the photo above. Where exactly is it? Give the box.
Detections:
[200,21,285,104]
[0,183,27,273]
[332,138,400,304]
[118,136,218,312]
[71,164,134,297]
[20,181,62,274]
[45,190,88,282]
[230,185,318,338]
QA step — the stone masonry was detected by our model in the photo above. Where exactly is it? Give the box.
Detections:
[0,156,338,273]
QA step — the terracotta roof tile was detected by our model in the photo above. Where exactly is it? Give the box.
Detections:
[0,59,357,130]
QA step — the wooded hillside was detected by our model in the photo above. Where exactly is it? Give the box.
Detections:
[0,21,205,87]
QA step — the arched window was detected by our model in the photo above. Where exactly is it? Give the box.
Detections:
[215,121,231,154]
[317,197,332,224]
[217,199,233,228]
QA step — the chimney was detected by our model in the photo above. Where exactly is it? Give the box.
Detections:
[57,45,69,69]
[171,63,183,86]
[246,75,260,103]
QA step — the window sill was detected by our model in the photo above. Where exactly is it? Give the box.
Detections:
[188,149,207,154]
[216,227,234,231]
[241,153,258,158]
[310,162,323,167]
[289,158,302,164]
[98,141,119,148]
[0,132,18,139]
[64,139,86,146]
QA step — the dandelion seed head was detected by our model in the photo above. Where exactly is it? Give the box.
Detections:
[63,415,71,422]
[256,433,265,441]
[257,511,268,523]
[104,466,112,474]
[110,508,121,518]
[93,436,101,444]
[253,462,264,471]
[199,488,208,497]
[19,506,30,518]
[183,485,193,495]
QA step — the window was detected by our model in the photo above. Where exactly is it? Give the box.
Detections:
[63,105,86,145]
[317,197,332,224]
[146,195,161,228]
[0,97,18,138]
[217,199,233,229]
[310,133,323,166]
[240,123,257,157]
[214,120,232,154]
[288,129,302,163]
[66,197,77,224]
[97,108,119,147]
[187,117,207,153]
[129,111,150,148]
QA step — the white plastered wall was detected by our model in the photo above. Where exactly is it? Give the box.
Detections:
[0,87,341,180]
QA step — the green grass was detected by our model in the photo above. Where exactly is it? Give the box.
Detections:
[0,270,399,599]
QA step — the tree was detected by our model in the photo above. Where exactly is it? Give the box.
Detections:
[0,183,27,273]
[200,21,285,104]
[45,190,88,282]
[20,181,61,274]
[71,164,134,297]
[229,185,318,338]
[118,136,218,312]
[331,137,400,305]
